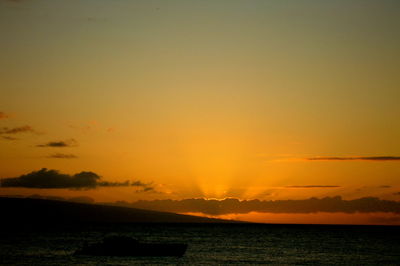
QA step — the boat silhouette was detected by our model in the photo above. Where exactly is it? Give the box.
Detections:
[74,236,188,257]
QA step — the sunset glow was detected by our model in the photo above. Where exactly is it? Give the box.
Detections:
[1,0,400,225]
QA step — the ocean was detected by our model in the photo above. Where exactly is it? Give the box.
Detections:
[0,223,399,265]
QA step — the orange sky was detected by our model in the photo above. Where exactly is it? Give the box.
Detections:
[1,0,400,225]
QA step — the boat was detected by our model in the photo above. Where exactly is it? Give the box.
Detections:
[74,236,188,257]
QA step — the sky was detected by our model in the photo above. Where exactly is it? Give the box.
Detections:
[1,0,400,225]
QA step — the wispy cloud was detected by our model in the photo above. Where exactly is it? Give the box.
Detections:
[47,153,78,159]
[133,181,156,193]
[68,121,99,133]
[284,185,341,189]
[37,139,78,148]
[1,136,18,141]
[306,156,400,161]
[99,180,155,192]
[68,121,115,134]
[0,125,37,135]
[0,112,9,120]
[0,168,155,191]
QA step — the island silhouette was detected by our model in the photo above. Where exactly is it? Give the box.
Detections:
[0,197,239,228]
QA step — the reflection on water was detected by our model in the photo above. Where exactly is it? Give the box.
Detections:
[1,224,399,265]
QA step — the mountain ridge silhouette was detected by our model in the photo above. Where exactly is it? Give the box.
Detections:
[0,197,240,226]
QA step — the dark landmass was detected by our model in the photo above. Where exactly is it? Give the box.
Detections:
[0,197,239,227]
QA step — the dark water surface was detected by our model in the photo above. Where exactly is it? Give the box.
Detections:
[0,223,399,265]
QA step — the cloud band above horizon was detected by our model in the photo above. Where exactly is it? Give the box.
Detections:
[127,197,400,215]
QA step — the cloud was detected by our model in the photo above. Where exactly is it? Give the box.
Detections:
[0,125,36,135]
[98,180,155,191]
[68,121,115,134]
[284,185,341,188]
[125,196,400,215]
[136,186,155,193]
[37,139,78,148]
[0,124,42,140]
[97,181,130,187]
[47,153,78,159]
[1,169,100,189]
[1,136,18,141]
[141,186,155,192]
[306,156,400,161]
[0,168,153,190]
[0,112,9,120]
[394,192,400,196]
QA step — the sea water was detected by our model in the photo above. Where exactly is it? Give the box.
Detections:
[0,223,399,265]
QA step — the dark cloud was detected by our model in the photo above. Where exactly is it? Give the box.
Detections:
[0,124,41,140]
[1,136,18,141]
[306,156,400,161]
[125,196,400,215]
[141,186,155,192]
[394,192,400,196]
[98,180,130,187]
[47,153,78,159]
[1,169,104,189]
[379,185,391,188]
[99,180,155,192]
[129,181,155,192]
[37,139,78,148]
[1,169,100,189]
[131,181,148,187]
[284,185,340,188]
[0,125,36,135]
[0,112,9,120]
[0,168,154,190]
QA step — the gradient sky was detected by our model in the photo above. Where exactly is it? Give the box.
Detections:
[1,0,400,224]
